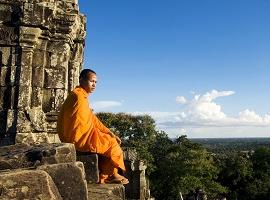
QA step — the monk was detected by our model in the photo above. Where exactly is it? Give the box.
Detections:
[57,69,129,184]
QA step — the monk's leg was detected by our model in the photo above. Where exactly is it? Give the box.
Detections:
[104,137,126,171]
[99,138,128,184]
[98,156,115,183]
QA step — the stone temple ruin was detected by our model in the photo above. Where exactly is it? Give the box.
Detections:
[0,0,85,146]
[0,0,152,199]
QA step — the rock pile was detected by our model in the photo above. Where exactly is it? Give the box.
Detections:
[0,143,88,200]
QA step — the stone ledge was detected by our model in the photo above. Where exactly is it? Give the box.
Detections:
[38,162,88,200]
[76,152,99,184]
[0,169,62,200]
[87,184,125,200]
[0,143,76,170]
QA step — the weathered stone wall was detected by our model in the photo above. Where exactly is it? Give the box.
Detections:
[0,0,86,146]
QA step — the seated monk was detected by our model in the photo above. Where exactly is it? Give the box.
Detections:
[57,69,129,184]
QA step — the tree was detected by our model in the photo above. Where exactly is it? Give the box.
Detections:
[151,135,227,200]
[96,113,227,199]
[96,112,157,173]
[217,152,253,200]
[246,147,270,200]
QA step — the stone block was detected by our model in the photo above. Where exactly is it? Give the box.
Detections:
[58,43,70,68]
[2,47,19,67]
[48,42,70,68]
[0,46,11,66]
[47,120,59,134]
[0,67,8,86]
[15,132,37,145]
[70,43,83,62]
[41,143,77,164]
[0,170,62,200]
[50,53,58,67]
[36,39,49,51]
[123,148,149,200]
[16,107,47,133]
[0,143,76,170]
[88,184,125,200]
[17,85,31,108]
[0,26,19,46]
[56,0,77,13]
[6,109,17,134]
[42,89,54,112]
[44,68,66,89]
[32,50,48,68]
[76,153,99,183]
[43,89,66,112]
[31,87,43,107]
[16,110,31,133]
[0,4,11,23]
[16,132,50,145]
[10,65,18,86]
[38,162,88,200]
[54,88,66,111]
[68,61,80,90]
[19,27,42,47]
[28,107,47,132]
[32,67,44,87]
[19,65,32,86]
[47,133,61,143]
[46,111,58,133]
[22,2,44,26]
[0,66,18,87]
[20,50,33,67]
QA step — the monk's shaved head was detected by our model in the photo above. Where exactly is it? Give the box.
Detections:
[79,69,96,81]
[79,69,97,94]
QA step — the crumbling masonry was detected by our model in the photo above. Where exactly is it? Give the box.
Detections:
[0,0,85,145]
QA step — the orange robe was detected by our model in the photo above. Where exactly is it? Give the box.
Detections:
[57,86,125,175]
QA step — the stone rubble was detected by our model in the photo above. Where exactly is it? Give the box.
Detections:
[0,169,63,200]
[37,162,88,200]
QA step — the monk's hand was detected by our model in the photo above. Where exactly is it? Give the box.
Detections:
[115,136,121,145]
[108,131,121,145]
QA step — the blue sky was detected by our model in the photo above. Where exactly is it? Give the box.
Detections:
[78,0,270,138]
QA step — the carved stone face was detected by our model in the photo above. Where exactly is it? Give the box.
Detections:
[80,72,97,94]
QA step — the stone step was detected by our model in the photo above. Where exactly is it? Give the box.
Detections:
[76,152,99,184]
[0,143,76,171]
[87,184,125,200]
[37,162,88,200]
[0,169,62,200]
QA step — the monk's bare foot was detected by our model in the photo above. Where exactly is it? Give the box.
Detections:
[113,174,129,184]
[105,174,129,185]
[99,174,109,184]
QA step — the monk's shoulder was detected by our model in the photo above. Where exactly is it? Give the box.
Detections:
[72,88,87,100]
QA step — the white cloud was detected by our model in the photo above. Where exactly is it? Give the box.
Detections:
[132,111,182,123]
[237,109,270,126]
[92,101,122,110]
[176,96,187,104]
[165,126,270,138]
[132,90,270,133]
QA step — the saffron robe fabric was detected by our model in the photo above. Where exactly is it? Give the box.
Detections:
[57,86,125,172]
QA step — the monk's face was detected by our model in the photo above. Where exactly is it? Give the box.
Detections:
[80,72,97,94]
